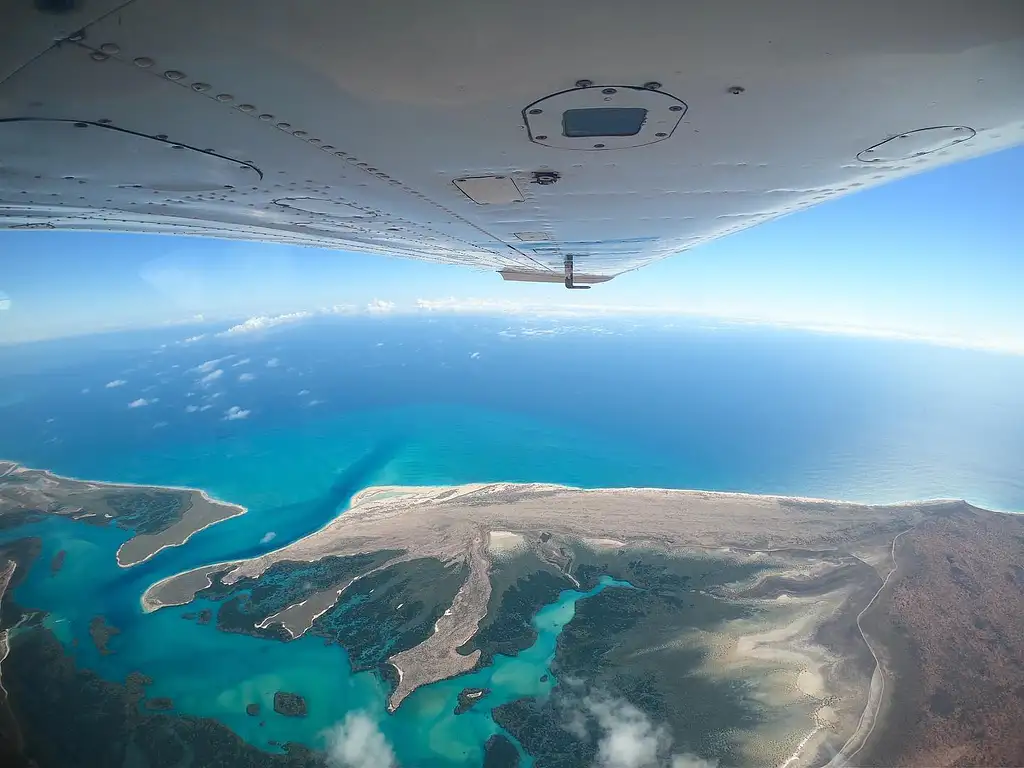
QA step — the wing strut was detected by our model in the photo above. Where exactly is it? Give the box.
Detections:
[564,255,591,290]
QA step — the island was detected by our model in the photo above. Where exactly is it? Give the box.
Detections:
[0,461,246,567]
[455,686,490,715]
[272,692,307,718]
[87,616,120,656]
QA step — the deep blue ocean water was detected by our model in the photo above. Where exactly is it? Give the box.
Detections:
[1,315,1022,764]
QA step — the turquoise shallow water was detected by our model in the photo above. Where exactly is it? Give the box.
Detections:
[2,317,1024,763]
[3,512,629,765]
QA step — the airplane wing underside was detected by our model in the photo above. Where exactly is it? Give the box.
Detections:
[1,0,1023,284]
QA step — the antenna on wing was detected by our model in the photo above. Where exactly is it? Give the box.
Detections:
[563,255,591,290]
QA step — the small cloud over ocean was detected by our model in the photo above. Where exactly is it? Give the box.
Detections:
[224,405,250,421]
[199,369,224,386]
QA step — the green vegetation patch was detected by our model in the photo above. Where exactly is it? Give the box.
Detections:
[102,490,190,536]
[310,556,469,674]
[460,552,576,666]
[194,551,400,640]
[493,549,769,767]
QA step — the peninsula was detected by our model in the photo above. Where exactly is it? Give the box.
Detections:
[0,461,245,567]
[142,482,1024,767]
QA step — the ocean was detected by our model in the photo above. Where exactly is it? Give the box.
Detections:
[1,314,1022,764]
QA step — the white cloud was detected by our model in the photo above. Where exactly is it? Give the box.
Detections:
[470,352,481,359]
[323,712,395,768]
[308,399,324,407]
[223,405,250,421]
[232,358,251,367]
[413,297,1024,356]
[201,302,395,341]
[193,358,227,373]
[260,531,277,544]
[560,691,717,768]
[266,358,281,368]
[200,369,224,386]
[297,389,310,396]
[128,398,150,408]
[416,297,525,314]
[185,405,199,413]
[670,758,718,768]
[218,311,313,336]
[105,379,127,388]
[323,304,357,315]
[416,297,643,326]
[183,334,206,344]
[152,421,168,429]
[81,388,90,394]
[199,404,213,412]
[238,372,256,382]
[0,293,10,311]
[588,694,672,768]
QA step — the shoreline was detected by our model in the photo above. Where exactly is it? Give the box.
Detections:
[135,482,974,761]
[10,467,1018,765]
[114,500,246,568]
[5,461,1014,619]
[0,459,248,508]
[350,481,1013,516]
[141,562,237,613]
[139,482,1012,616]
[4,459,1022,765]
[4,458,1017,520]
[0,460,248,569]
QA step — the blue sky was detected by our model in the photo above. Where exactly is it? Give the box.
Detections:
[1,145,1022,349]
